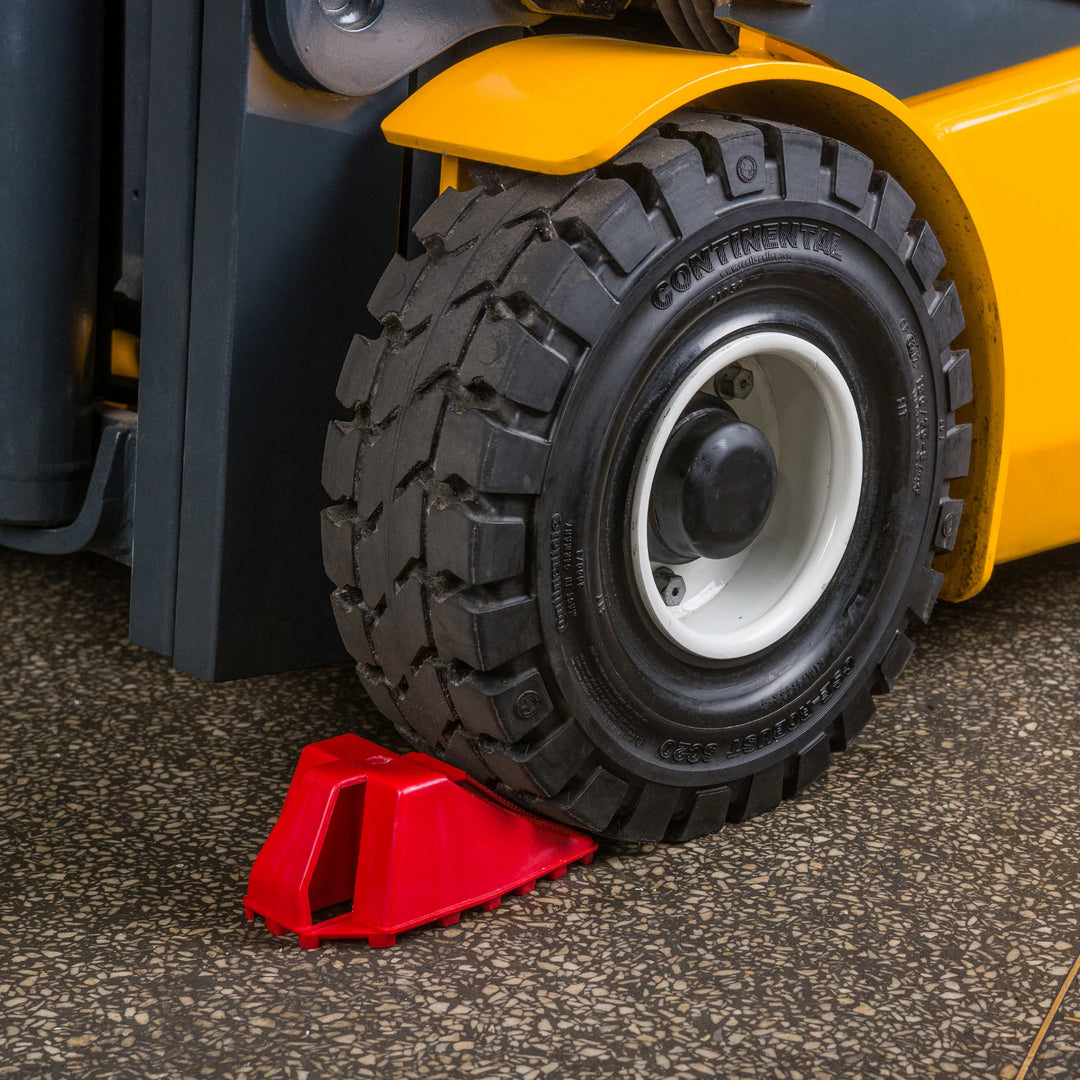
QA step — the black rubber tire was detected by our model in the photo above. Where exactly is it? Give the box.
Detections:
[321,111,973,841]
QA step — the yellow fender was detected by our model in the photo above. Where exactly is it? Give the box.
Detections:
[383,34,1010,601]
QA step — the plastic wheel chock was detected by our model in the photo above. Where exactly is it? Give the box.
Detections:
[243,734,597,948]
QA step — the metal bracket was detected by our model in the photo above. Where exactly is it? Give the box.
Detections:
[0,414,137,564]
[263,0,546,97]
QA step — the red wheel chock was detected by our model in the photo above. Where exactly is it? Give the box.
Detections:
[243,734,597,948]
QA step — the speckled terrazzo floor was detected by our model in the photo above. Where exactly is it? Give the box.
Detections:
[2,544,1079,1080]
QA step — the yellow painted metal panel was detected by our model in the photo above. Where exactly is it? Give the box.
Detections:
[382,36,1022,599]
[908,49,1080,563]
[110,328,140,380]
[385,37,839,175]
[438,154,473,194]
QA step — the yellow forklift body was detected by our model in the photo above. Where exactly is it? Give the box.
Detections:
[383,36,1080,601]
[906,53,1080,568]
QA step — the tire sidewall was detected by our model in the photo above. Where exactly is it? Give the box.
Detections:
[535,199,948,787]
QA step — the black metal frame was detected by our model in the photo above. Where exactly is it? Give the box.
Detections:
[0,414,136,564]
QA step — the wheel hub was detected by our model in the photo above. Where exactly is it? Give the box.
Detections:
[630,330,864,660]
[648,398,777,563]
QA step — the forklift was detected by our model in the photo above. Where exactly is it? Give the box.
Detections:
[3,0,1079,839]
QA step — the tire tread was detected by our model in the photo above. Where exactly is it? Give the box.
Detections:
[322,110,971,840]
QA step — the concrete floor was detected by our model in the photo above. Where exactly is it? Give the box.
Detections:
[2,543,1079,1080]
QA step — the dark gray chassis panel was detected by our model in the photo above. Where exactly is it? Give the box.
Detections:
[129,0,407,679]
[129,3,513,681]
[718,0,1080,99]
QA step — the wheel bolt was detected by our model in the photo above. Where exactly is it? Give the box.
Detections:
[715,362,754,400]
[653,566,686,607]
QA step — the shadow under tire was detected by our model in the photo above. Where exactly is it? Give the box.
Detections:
[321,111,973,841]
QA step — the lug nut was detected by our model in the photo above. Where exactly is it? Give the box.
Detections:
[715,362,754,400]
[653,566,686,607]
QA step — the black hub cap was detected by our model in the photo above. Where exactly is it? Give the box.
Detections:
[647,396,778,564]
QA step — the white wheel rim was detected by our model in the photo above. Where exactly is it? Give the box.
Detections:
[630,330,864,660]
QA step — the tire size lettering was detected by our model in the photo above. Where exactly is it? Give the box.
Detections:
[548,514,584,633]
[570,649,648,746]
[910,375,929,495]
[898,317,930,494]
[658,740,718,764]
[725,657,856,759]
